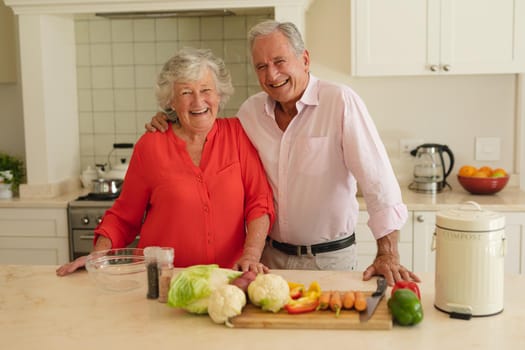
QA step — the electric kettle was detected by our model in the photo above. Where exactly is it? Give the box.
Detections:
[409,143,455,193]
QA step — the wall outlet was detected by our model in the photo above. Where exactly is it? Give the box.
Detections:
[400,139,424,156]
[475,137,500,161]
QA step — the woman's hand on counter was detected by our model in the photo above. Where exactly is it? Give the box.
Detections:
[232,255,269,274]
[56,256,87,276]
[56,236,112,277]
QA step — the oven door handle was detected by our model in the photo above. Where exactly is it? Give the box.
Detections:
[78,234,140,240]
[79,234,95,240]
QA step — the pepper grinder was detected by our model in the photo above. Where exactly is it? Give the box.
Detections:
[157,247,174,303]
[144,246,160,299]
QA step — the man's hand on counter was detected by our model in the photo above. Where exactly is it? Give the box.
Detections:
[363,230,421,286]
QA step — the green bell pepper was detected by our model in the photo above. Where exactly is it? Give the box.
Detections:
[388,289,424,326]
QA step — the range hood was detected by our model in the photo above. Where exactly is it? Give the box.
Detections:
[4,0,313,198]
[94,7,278,19]
[95,9,238,19]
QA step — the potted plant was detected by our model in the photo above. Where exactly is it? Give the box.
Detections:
[0,152,25,198]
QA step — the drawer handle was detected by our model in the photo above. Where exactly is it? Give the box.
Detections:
[417,215,425,223]
[79,234,139,241]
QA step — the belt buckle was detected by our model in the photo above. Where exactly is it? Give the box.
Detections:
[297,245,314,257]
[306,245,314,257]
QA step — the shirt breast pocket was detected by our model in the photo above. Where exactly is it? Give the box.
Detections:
[294,136,330,176]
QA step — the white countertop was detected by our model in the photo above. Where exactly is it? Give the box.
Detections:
[1,265,524,350]
[363,185,525,211]
[397,185,525,211]
[2,185,525,211]
[0,189,84,208]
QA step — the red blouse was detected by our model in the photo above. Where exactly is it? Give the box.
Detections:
[94,118,275,268]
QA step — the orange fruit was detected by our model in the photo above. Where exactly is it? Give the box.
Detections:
[477,166,493,177]
[472,170,490,178]
[458,165,477,177]
[491,168,507,178]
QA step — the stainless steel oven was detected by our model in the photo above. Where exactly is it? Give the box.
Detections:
[67,194,138,260]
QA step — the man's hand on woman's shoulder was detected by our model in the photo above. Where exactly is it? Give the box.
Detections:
[145,112,170,133]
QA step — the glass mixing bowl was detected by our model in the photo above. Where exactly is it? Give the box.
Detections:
[85,248,146,292]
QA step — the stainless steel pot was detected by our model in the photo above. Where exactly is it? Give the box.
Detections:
[91,178,123,195]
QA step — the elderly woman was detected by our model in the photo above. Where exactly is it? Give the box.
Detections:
[56,48,275,276]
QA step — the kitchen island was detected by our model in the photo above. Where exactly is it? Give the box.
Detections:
[1,265,523,350]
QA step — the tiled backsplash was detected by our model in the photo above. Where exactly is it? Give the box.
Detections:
[75,13,272,170]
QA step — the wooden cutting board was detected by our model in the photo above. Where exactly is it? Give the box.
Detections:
[230,292,392,330]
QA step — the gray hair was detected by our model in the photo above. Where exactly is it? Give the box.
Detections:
[248,20,305,57]
[155,47,234,115]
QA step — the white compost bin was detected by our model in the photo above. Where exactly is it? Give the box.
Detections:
[433,201,506,317]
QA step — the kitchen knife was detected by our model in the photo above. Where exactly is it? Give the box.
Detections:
[359,276,387,322]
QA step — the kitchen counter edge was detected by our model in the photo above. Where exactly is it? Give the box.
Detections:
[2,187,525,211]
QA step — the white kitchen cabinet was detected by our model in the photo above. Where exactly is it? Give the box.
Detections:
[0,208,69,265]
[355,211,413,271]
[411,210,525,275]
[412,211,437,273]
[501,212,525,274]
[351,0,525,76]
[0,2,17,83]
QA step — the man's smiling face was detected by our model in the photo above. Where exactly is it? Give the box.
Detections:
[251,30,310,108]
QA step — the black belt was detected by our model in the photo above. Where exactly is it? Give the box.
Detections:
[267,233,355,256]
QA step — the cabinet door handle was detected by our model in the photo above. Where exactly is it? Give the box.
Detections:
[430,64,439,72]
[442,64,451,72]
[417,215,425,223]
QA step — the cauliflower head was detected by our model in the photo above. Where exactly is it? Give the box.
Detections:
[247,273,290,313]
[167,264,242,314]
[207,284,247,327]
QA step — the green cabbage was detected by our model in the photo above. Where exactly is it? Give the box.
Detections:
[167,264,242,314]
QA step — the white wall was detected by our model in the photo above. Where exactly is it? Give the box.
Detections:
[306,0,517,185]
[0,0,520,188]
[0,83,24,159]
[0,10,24,160]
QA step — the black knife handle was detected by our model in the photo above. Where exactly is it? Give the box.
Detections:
[372,277,387,297]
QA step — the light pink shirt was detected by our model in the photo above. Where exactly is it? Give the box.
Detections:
[237,75,407,245]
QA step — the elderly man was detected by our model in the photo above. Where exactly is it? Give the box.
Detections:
[147,20,419,286]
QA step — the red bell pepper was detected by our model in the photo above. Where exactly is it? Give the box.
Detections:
[284,296,320,314]
[289,286,304,300]
[391,280,421,300]
[287,281,305,300]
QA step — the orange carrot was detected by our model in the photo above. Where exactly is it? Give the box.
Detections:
[342,291,355,309]
[318,291,331,310]
[329,291,342,317]
[354,291,367,311]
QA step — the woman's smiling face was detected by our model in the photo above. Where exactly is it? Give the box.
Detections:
[171,68,220,134]
[251,30,310,107]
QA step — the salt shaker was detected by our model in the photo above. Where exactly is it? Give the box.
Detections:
[157,247,174,303]
[144,246,160,299]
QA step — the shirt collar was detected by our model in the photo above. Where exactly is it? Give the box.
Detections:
[263,74,319,117]
[300,74,319,107]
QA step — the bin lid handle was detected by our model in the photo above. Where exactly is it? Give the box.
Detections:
[459,201,482,211]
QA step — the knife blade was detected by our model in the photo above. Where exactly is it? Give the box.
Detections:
[359,276,387,322]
